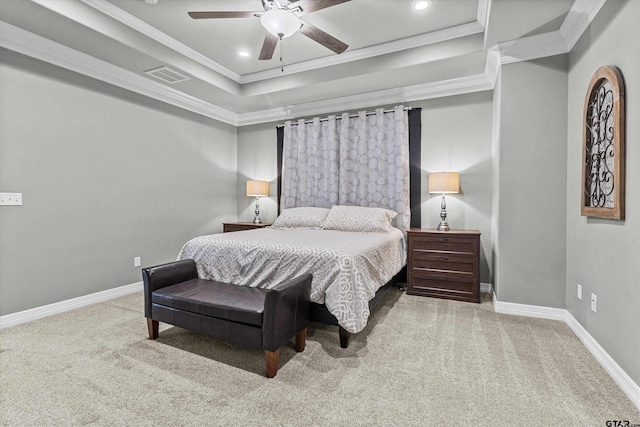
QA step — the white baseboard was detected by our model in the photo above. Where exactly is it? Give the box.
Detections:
[493,291,640,412]
[493,294,567,322]
[481,282,493,294]
[0,281,143,329]
[2,281,637,411]
[564,314,640,412]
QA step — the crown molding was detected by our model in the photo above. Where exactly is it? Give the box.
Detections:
[80,0,485,85]
[239,22,484,84]
[0,21,237,125]
[560,0,607,51]
[497,0,606,65]
[1,18,492,128]
[0,0,606,127]
[80,0,241,82]
[497,30,568,65]
[239,0,489,83]
[484,46,501,86]
[477,0,491,30]
[236,87,405,126]
[403,73,493,101]
[236,72,494,126]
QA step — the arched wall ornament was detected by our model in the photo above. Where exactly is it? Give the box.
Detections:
[581,65,625,220]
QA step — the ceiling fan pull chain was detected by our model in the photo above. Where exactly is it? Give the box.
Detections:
[279,35,284,72]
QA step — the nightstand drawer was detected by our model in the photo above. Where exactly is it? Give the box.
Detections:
[411,252,475,273]
[412,269,474,284]
[410,235,475,254]
[407,229,481,303]
[407,273,474,295]
[223,222,270,233]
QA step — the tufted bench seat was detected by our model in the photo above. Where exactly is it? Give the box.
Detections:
[142,259,311,378]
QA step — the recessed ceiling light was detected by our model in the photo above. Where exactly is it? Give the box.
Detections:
[238,51,250,57]
[413,1,430,11]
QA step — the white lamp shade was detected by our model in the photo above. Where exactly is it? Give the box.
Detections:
[246,180,269,197]
[260,9,301,38]
[428,172,460,194]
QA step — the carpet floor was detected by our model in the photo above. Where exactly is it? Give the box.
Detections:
[1,288,638,426]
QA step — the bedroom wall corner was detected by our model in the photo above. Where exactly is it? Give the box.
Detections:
[491,68,502,296]
[237,123,279,224]
[416,92,494,284]
[0,49,238,316]
[565,0,640,387]
[493,55,568,309]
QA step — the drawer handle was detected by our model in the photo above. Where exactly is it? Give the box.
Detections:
[434,276,449,281]
[437,238,449,242]
[438,256,449,261]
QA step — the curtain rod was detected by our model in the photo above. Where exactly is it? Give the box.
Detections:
[277,106,412,127]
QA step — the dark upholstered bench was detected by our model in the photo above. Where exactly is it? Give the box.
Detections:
[142,259,311,378]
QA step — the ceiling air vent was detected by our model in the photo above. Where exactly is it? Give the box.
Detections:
[144,66,189,84]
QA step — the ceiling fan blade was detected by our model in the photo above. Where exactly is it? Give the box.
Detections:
[299,22,348,54]
[294,0,350,16]
[259,33,279,60]
[188,11,261,19]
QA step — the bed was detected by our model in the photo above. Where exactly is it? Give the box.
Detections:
[177,109,422,347]
[177,206,408,346]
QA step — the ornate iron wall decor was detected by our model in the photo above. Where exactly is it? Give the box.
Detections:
[581,65,625,220]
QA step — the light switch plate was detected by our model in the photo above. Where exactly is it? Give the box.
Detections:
[0,193,22,206]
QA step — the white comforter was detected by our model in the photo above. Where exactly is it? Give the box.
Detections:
[177,228,406,334]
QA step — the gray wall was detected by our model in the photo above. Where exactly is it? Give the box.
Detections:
[1,0,637,390]
[418,93,494,283]
[236,93,495,283]
[0,49,238,315]
[493,56,568,308]
[565,0,640,384]
[491,69,502,297]
[237,123,279,224]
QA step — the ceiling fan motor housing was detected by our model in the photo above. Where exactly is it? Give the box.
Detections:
[260,9,302,38]
[188,0,349,60]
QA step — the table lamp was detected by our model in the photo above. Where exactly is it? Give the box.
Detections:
[428,172,459,231]
[246,180,269,224]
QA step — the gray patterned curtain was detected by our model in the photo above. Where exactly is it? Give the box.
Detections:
[280,106,411,231]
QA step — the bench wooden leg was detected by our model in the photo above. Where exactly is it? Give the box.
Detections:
[147,318,159,339]
[265,349,280,378]
[295,328,307,352]
[339,326,350,348]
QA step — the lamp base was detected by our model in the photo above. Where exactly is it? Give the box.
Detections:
[252,197,262,224]
[437,221,450,232]
[438,195,450,231]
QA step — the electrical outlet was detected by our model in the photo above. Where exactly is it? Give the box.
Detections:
[591,293,597,312]
[134,257,141,267]
[577,284,582,300]
[0,192,22,206]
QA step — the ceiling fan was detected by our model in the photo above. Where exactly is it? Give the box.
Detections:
[188,0,350,61]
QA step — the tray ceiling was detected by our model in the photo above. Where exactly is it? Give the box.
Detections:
[0,0,585,124]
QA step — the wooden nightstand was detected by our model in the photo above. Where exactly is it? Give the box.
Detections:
[222,222,271,233]
[407,229,481,303]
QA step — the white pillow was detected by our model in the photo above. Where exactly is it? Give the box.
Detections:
[271,207,330,229]
[321,205,397,233]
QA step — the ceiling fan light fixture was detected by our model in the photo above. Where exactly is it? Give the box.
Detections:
[260,9,301,38]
